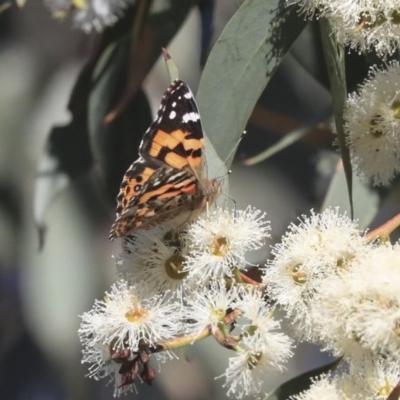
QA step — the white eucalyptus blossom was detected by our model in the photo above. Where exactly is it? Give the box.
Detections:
[184,206,270,281]
[293,361,400,400]
[116,227,189,298]
[79,280,182,353]
[264,208,368,339]
[289,1,400,55]
[344,62,400,185]
[311,244,400,362]
[291,374,346,400]
[359,360,400,400]
[44,0,135,32]
[329,2,400,56]
[184,279,239,336]
[236,289,293,367]
[222,347,291,400]
[218,288,293,399]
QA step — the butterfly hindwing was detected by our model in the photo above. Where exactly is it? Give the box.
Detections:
[115,157,157,216]
[109,167,202,238]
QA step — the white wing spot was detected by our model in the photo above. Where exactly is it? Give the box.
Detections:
[184,92,192,99]
[182,112,200,123]
[178,96,181,100]
[169,111,176,119]
[172,102,176,107]
[166,172,185,183]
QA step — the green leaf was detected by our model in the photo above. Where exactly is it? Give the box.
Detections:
[163,48,180,83]
[197,0,307,167]
[290,21,330,89]
[243,106,332,165]
[321,159,379,229]
[34,60,97,250]
[34,117,93,250]
[88,36,153,204]
[290,22,373,97]
[147,0,199,53]
[319,18,353,218]
[265,358,341,400]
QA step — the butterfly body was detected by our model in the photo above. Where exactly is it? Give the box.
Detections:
[109,79,221,240]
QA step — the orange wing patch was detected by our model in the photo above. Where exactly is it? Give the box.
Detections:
[149,130,188,168]
[184,137,203,169]
[116,165,155,215]
[148,129,204,170]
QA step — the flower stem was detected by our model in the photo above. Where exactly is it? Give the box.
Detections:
[366,213,400,242]
[154,326,211,351]
[233,267,243,283]
[152,309,242,352]
[240,272,260,285]
[387,378,400,400]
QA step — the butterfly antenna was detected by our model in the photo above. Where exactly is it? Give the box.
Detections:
[216,170,238,219]
[214,168,232,181]
[222,191,237,219]
[223,130,247,164]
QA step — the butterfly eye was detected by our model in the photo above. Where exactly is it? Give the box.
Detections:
[134,185,142,192]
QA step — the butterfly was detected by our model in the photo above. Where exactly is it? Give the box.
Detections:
[109,79,222,240]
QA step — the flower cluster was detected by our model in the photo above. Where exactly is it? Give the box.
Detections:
[266,207,400,397]
[44,0,135,32]
[264,207,368,338]
[80,204,400,398]
[79,207,293,398]
[344,62,400,185]
[293,361,400,400]
[221,289,293,399]
[79,281,181,395]
[312,243,400,363]
[290,0,400,56]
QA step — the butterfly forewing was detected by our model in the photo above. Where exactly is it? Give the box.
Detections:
[140,80,205,175]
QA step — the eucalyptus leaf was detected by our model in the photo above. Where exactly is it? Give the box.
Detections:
[197,0,307,167]
[147,0,199,52]
[163,47,180,83]
[197,0,215,66]
[34,119,92,250]
[290,21,330,89]
[319,18,353,218]
[243,106,332,165]
[290,22,372,95]
[88,36,153,204]
[321,159,379,230]
[265,358,341,400]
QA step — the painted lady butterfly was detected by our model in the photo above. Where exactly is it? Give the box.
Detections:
[109,78,221,240]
